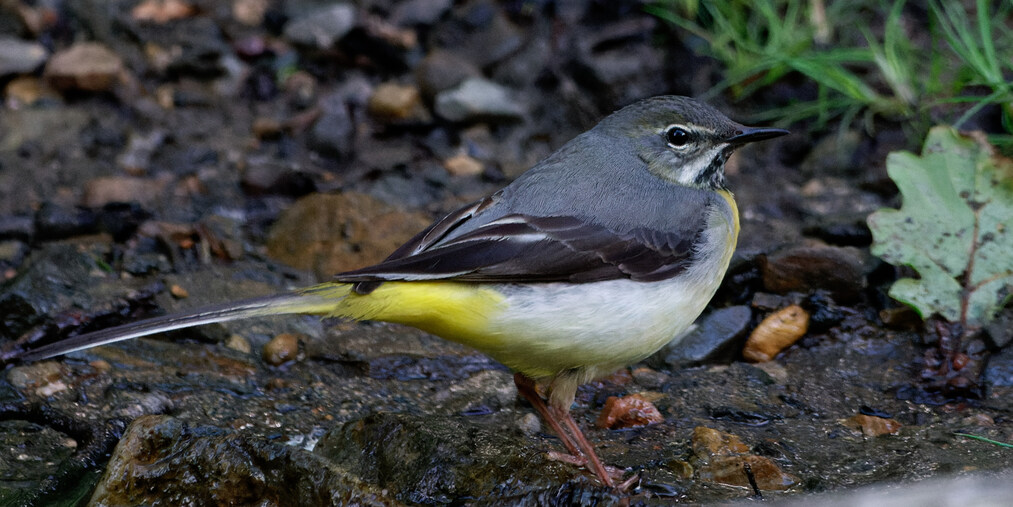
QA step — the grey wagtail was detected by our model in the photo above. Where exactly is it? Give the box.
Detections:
[13,96,787,488]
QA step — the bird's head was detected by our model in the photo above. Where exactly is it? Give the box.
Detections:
[600,96,788,190]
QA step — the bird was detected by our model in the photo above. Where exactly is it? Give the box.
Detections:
[11,95,787,489]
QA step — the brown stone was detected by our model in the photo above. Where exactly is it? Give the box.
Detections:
[367,82,426,121]
[262,333,302,366]
[759,243,867,303]
[81,176,169,208]
[45,42,124,92]
[691,426,751,462]
[840,414,902,436]
[697,455,798,491]
[265,192,431,279]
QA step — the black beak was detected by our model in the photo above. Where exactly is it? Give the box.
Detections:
[726,127,790,145]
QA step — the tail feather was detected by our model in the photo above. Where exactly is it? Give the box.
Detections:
[15,283,350,362]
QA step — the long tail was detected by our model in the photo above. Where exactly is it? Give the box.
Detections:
[14,283,351,362]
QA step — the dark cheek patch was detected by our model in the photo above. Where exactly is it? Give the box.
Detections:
[693,151,730,189]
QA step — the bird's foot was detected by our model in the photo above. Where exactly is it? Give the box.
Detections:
[546,451,636,487]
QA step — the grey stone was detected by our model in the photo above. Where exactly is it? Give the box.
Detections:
[0,37,47,77]
[284,3,357,49]
[415,50,481,102]
[307,93,354,158]
[434,78,526,123]
[660,305,752,368]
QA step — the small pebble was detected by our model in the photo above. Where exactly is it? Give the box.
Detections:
[263,333,301,365]
[442,152,484,176]
[368,82,423,120]
[630,367,668,390]
[131,0,195,23]
[225,334,252,354]
[743,304,809,362]
[516,412,540,436]
[169,284,189,299]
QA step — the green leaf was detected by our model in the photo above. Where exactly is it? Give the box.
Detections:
[868,126,1013,328]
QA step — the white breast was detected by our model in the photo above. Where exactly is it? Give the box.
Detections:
[481,207,735,379]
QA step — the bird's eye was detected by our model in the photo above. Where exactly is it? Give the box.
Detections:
[665,126,691,148]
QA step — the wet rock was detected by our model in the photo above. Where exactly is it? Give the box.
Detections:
[0,243,106,338]
[698,454,798,491]
[110,391,175,420]
[34,202,98,240]
[263,333,302,366]
[415,50,481,102]
[315,412,583,503]
[265,192,431,279]
[89,415,397,505]
[759,243,867,303]
[0,37,47,76]
[308,93,355,159]
[434,77,526,123]
[840,414,902,436]
[691,427,797,491]
[81,176,169,209]
[44,42,124,93]
[595,393,663,429]
[7,361,68,396]
[743,305,810,362]
[691,426,750,460]
[659,305,752,368]
[283,3,357,49]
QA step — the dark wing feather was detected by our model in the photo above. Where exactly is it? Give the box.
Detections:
[339,210,706,291]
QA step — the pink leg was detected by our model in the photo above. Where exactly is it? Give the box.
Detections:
[514,373,625,488]
[552,405,614,488]
[513,373,583,458]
